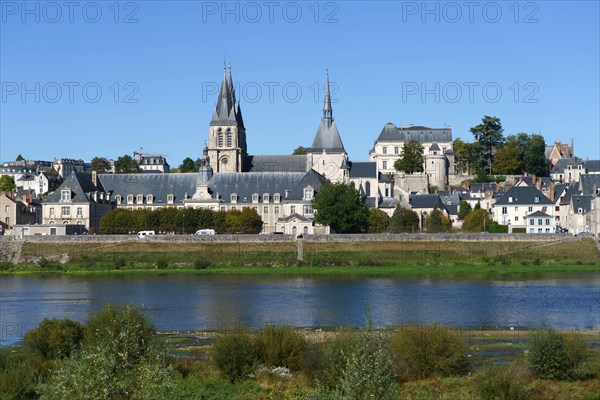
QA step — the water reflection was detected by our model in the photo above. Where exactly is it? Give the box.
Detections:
[1,272,598,347]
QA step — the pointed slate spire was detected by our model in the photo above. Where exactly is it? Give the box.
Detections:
[309,69,345,153]
[210,63,244,127]
[323,68,332,126]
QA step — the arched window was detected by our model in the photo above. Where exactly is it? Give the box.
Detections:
[218,129,224,147]
[365,181,371,197]
[303,226,309,235]
[292,226,297,236]
[226,129,232,147]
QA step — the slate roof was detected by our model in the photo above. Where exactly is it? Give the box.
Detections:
[277,213,310,222]
[551,157,585,173]
[580,174,600,195]
[285,169,330,201]
[526,211,551,218]
[516,176,553,189]
[245,155,308,173]
[430,143,441,151]
[584,160,600,173]
[494,186,553,206]
[310,119,346,153]
[571,195,594,213]
[409,194,443,209]
[210,67,245,128]
[46,172,104,203]
[349,161,377,178]
[376,123,452,143]
[560,183,580,205]
[99,173,197,204]
[379,197,399,208]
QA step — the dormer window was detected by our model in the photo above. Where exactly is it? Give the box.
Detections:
[263,193,270,203]
[274,193,281,203]
[508,196,513,203]
[303,186,314,201]
[230,193,237,203]
[127,195,134,204]
[568,165,572,170]
[534,196,540,203]
[167,194,174,204]
[61,189,71,202]
[252,193,259,203]
[137,194,144,204]
[115,195,122,205]
[578,208,583,214]
[577,165,582,170]
[147,194,153,204]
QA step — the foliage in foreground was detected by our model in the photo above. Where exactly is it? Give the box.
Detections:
[24,318,84,360]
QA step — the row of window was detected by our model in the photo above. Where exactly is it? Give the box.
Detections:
[529,228,552,233]
[217,128,234,148]
[501,206,548,214]
[528,218,551,226]
[49,207,83,217]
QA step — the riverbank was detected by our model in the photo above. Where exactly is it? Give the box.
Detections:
[1,236,598,276]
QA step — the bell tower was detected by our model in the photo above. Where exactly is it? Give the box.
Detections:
[207,63,247,173]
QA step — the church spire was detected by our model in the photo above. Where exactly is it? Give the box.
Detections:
[323,69,333,126]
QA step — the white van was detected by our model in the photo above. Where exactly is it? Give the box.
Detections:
[195,229,215,235]
[137,230,155,239]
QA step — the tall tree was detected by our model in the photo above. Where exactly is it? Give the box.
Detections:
[493,136,524,175]
[470,116,504,174]
[462,208,490,232]
[0,175,16,195]
[367,208,390,233]
[394,140,424,174]
[114,155,140,174]
[453,139,483,175]
[91,157,112,173]
[457,201,472,220]
[292,146,308,155]
[178,157,196,173]
[425,205,451,233]
[524,134,547,176]
[388,205,420,233]
[312,183,369,233]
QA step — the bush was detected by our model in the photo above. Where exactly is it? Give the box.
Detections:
[527,328,590,380]
[0,349,39,399]
[475,363,533,400]
[193,258,213,270]
[256,325,308,371]
[156,257,168,269]
[335,331,397,400]
[316,329,362,389]
[24,318,84,360]
[36,257,61,270]
[389,325,469,381]
[212,329,257,383]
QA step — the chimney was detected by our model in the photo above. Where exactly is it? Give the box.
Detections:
[91,170,97,186]
[550,182,555,202]
[537,176,542,191]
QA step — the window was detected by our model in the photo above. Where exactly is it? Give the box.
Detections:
[538,228,542,233]
[545,228,550,233]
[274,206,279,214]
[227,132,232,147]
[394,147,399,154]
[61,190,70,202]
[365,182,371,197]
[231,206,236,210]
[61,206,70,216]
[555,206,560,211]
[115,195,122,204]
[4,205,9,212]
[529,219,534,225]
[274,193,280,203]
[147,195,153,204]
[502,207,507,214]
[545,219,550,225]
[290,206,296,214]
[382,147,387,155]
[578,208,583,214]
[76,207,82,216]
[528,206,533,212]
[534,196,540,203]
[252,193,259,203]
[303,187,313,201]
[515,207,518,211]
[218,129,223,147]
[167,194,174,204]
[538,219,543,225]
[49,207,55,216]
[529,228,534,233]
[382,161,387,170]
[508,196,513,203]
[127,195,134,204]
[568,165,572,170]
[137,194,144,204]
[263,206,268,214]
[231,193,237,203]
[263,194,270,203]
[542,207,547,212]
[515,216,519,221]
[303,204,313,215]
[5,217,9,225]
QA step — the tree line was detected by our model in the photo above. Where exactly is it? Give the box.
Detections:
[99,207,263,234]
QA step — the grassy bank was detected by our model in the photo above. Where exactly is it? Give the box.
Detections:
[2,238,598,276]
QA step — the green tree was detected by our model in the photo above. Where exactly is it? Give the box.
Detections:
[24,318,84,359]
[457,201,472,220]
[114,155,140,174]
[493,136,524,175]
[388,205,420,233]
[91,156,111,173]
[238,207,263,234]
[312,183,369,233]
[367,208,390,233]
[524,134,547,176]
[462,208,490,232]
[470,116,505,174]
[15,154,25,161]
[453,139,483,175]
[425,205,451,233]
[0,175,16,195]
[178,157,196,173]
[292,146,308,155]
[394,140,424,174]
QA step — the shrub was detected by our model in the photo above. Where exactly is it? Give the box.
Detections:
[527,328,590,380]
[193,258,213,270]
[24,318,84,360]
[316,329,362,389]
[212,329,257,383]
[0,349,39,399]
[475,363,533,400]
[335,331,397,400]
[389,325,469,381]
[155,257,168,269]
[256,325,308,371]
[37,257,61,270]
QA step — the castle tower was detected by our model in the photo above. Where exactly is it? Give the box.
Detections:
[307,70,349,183]
[425,143,447,190]
[207,64,247,173]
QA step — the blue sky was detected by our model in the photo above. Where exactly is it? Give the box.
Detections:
[1,1,599,166]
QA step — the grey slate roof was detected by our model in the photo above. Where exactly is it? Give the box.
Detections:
[376,123,452,143]
[571,195,594,213]
[560,183,580,205]
[310,119,346,153]
[277,213,310,222]
[526,211,551,218]
[551,157,585,173]
[409,194,443,209]
[47,172,103,203]
[379,197,399,208]
[584,160,600,173]
[580,174,600,195]
[209,172,308,203]
[285,169,330,201]
[494,186,553,206]
[349,161,377,178]
[100,173,198,204]
[245,155,308,173]
[210,67,245,128]
[517,176,553,189]
[429,143,441,151]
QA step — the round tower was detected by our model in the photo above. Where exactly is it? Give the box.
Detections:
[425,143,447,190]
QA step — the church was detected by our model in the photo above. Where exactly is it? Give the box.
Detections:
[42,66,397,234]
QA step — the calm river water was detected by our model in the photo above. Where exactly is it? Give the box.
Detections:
[1,272,599,347]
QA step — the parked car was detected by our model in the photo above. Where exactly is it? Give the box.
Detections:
[137,230,155,239]
[195,229,215,235]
